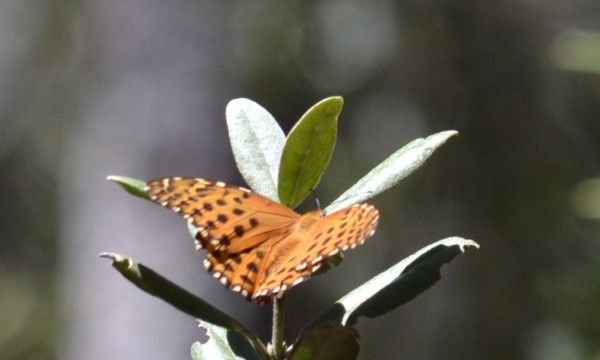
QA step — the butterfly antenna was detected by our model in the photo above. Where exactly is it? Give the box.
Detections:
[311,189,321,210]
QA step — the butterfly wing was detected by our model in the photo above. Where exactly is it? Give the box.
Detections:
[146,177,300,253]
[203,232,293,300]
[146,177,379,303]
[251,203,380,300]
[204,231,322,302]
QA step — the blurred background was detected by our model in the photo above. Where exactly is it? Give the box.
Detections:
[1,1,599,359]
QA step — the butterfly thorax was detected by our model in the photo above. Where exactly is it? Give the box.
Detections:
[292,210,324,233]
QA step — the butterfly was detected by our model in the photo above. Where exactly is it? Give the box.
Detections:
[146,177,379,302]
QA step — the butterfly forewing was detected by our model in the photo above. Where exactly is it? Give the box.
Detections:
[146,177,299,252]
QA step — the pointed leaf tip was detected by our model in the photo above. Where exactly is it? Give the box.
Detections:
[99,252,134,268]
[107,175,150,200]
[98,252,117,261]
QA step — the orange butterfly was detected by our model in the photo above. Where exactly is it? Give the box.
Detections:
[146,177,379,302]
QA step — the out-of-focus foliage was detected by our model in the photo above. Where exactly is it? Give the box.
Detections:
[553,30,600,74]
[1,1,599,359]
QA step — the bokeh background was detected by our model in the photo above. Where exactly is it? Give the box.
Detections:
[1,1,599,359]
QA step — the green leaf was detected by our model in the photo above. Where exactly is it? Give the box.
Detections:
[289,325,359,360]
[191,322,264,360]
[278,96,342,208]
[325,130,458,214]
[301,237,479,332]
[99,253,268,359]
[226,98,286,202]
[106,175,150,200]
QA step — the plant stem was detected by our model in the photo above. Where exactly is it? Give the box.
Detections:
[271,294,286,359]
